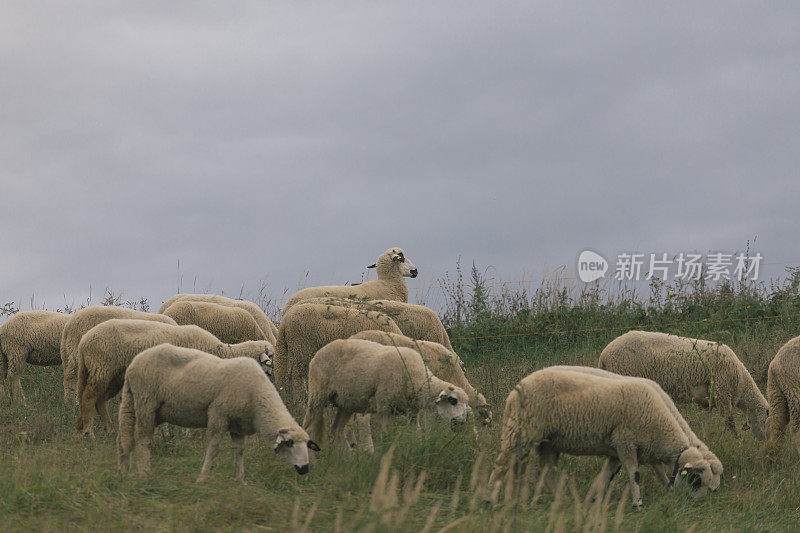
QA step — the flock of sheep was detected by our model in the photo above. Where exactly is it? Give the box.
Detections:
[1,246,798,510]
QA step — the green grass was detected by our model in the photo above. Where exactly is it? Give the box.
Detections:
[2,327,799,532]
[3,269,800,531]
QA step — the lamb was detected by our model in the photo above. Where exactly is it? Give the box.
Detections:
[302,339,471,450]
[158,294,278,345]
[60,306,177,405]
[598,330,769,439]
[0,310,70,402]
[75,319,273,436]
[304,297,453,350]
[486,368,714,509]
[548,365,723,491]
[764,335,800,451]
[163,300,267,344]
[118,343,319,482]
[272,302,403,392]
[282,247,418,315]
[349,330,491,423]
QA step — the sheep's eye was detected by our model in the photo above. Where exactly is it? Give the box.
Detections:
[448,397,458,406]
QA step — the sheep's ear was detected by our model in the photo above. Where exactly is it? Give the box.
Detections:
[307,441,321,452]
[367,263,377,269]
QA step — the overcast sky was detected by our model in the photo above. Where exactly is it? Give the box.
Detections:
[2,2,798,314]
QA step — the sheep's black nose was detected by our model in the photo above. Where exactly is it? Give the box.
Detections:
[410,269,418,278]
[295,464,309,475]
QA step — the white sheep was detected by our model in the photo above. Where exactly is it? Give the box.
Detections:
[765,335,800,452]
[486,367,714,509]
[348,330,491,423]
[75,319,273,436]
[0,310,70,402]
[302,339,471,451]
[304,297,454,350]
[548,365,723,491]
[272,302,403,393]
[163,300,267,344]
[282,247,418,315]
[158,294,277,345]
[60,306,177,405]
[598,330,769,439]
[118,343,319,482]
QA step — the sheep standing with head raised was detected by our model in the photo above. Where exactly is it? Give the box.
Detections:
[75,319,273,436]
[486,368,713,509]
[158,294,278,345]
[118,343,318,482]
[282,247,418,315]
[163,301,267,344]
[349,330,490,423]
[0,310,70,402]
[599,330,769,439]
[765,335,800,452]
[548,365,723,491]
[303,339,471,451]
[272,302,402,393]
[60,306,177,405]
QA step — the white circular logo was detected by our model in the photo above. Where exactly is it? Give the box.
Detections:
[577,250,608,282]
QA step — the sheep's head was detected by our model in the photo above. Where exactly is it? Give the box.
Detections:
[368,248,418,279]
[273,428,320,475]
[434,386,471,422]
[746,405,768,441]
[259,352,273,378]
[674,448,713,499]
[475,393,493,425]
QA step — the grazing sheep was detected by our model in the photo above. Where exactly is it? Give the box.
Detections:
[0,311,70,402]
[282,248,418,315]
[486,368,713,509]
[302,339,471,450]
[272,302,402,393]
[76,319,273,436]
[118,343,319,482]
[305,297,453,350]
[60,306,177,405]
[163,301,267,344]
[349,330,491,423]
[549,365,723,491]
[598,330,768,439]
[158,294,277,345]
[765,335,800,451]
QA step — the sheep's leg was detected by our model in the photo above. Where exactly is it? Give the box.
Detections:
[61,349,76,406]
[330,409,354,450]
[616,446,643,509]
[590,458,622,501]
[132,401,157,474]
[650,463,670,487]
[787,395,800,452]
[538,446,561,492]
[231,432,246,484]
[96,397,114,435]
[197,432,224,483]
[353,414,374,453]
[4,345,28,403]
[117,382,136,471]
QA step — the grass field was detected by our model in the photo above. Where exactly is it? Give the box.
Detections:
[2,271,800,531]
